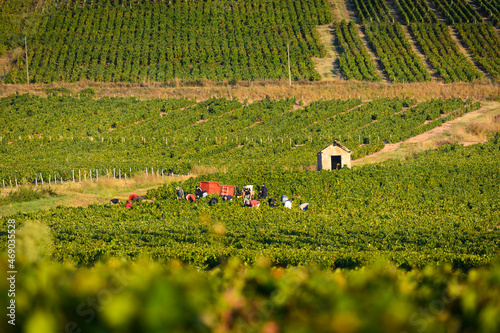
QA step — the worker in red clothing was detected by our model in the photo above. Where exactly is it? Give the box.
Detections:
[244,199,260,208]
[125,202,133,209]
[129,194,139,202]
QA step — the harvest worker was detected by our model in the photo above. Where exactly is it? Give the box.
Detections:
[132,195,144,203]
[195,186,203,199]
[222,195,233,201]
[176,187,185,199]
[299,203,310,211]
[186,194,196,202]
[281,195,288,204]
[109,198,120,205]
[129,194,139,202]
[284,200,292,209]
[244,199,260,208]
[260,184,268,199]
[125,202,133,209]
[268,197,277,208]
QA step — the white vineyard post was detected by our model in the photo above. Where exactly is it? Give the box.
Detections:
[79,170,81,182]
[40,173,44,185]
[119,169,121,180]
[113,168,116,179]
[54,174,57,185]
[73,170,75,182]
[96,169,99,180]
[90,170,92,182]
[15,178,18,189]
[35,177,37,186]
[49,175,51,185]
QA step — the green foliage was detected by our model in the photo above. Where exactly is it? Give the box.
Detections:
[334,20,381,81]
[364,23,431,82]
[0,95,479,181]
[0,186,57,205]
[5,0,332,83]
[1,138,499,268]
[430,0,483,24]
[475,0,500,28]
[2,254,500,332]
[395,0,439,24]
[454,23,500,80]
[410,23,483,83]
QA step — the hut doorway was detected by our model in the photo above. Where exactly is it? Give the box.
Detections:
[331,155,342,170]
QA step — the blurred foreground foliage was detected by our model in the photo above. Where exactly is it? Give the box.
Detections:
[1,255,500,333]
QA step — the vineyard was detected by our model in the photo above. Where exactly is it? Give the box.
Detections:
[1,136,500,269]
[334,20,381,81]
[3,0,331,84]
[0,94,480,182]
[2,0,500,84]
[410,23,483,83]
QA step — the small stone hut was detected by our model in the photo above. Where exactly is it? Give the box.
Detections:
[317,141,351,170]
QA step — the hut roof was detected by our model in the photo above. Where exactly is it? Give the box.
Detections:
[318,141,351,154]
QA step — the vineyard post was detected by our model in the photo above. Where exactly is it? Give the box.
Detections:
[15,178,18,189]
[35,177,37,186]
[25,35,29,86]
[49,175,51,185]
[2,179,4,188]
[90,170,92,182]
[72,170,75,182]
[162,169,164,177]
[287,42,292,87]
[54,174,57,185]
[84,172,86,182]
[96,169,99,180]
[146,168,148,176]
[40,173,44,185]
[60,176,63,184]
[107,169,109,179]
[9,177,12,187]
[113,168,116,178]
[119,169,121,180]
[79,170,81,182]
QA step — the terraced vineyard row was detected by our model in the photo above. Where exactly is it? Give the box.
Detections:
[0,94,479,181]
[395,0,439,24]
[474,0,500,27]
[410,23,483,82]
[3,0,331,84]
[455,23,500,79]
[431,0,483,23]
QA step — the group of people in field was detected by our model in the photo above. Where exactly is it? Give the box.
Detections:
[109,194,146,208]
[176,183,310,211]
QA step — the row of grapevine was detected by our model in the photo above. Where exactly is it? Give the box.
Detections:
[474,0,500,27]
[2,137,499,269]
[3,0,332,84]
[351,0,394,24]
[410,23,483,82]
[334,20,381,81]
[430,0,483,24]
[0,94,479,181]
[454,23,500,79]
[395,0,439,24]
[364,23,432,82]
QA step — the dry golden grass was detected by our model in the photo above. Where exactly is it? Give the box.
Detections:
[1,80,499,103]
[0,172,192,216]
